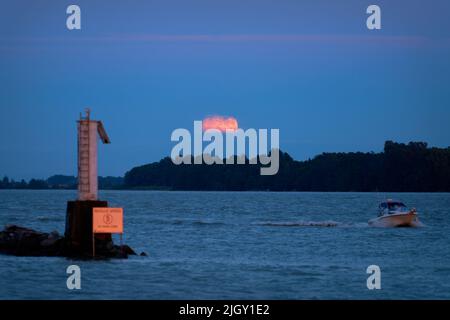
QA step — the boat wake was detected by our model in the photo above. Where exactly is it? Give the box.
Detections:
[411,220,426,227]
[155,218,227,227]
[36,216,63,222]
[258,221,342,228]
[257,220,374,228]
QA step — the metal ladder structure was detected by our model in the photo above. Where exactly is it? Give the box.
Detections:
[78,109,91,197]
[76,108,110,201]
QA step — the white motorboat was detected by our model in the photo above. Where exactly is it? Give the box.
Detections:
[369,200,421,227]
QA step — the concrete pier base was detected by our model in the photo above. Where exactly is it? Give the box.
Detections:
[65,200,112,256]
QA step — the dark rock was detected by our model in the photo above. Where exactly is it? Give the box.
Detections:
[0,225,50,256]
[140,252,148,256]
[0,225,137,259]
[120,244,137,255]
[40,230,63,247]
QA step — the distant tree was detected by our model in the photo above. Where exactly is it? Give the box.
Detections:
[28,179,48,189]
[4,140,450,192]
[47,175,77,188]
[123,141,450,192]
[19,179,27,189]
[0,176,8,188]
[98,176,124,189]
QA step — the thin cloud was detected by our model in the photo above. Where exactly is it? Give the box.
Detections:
[114,34,430,46]
[2,33,448,53]
[0,33,434,45]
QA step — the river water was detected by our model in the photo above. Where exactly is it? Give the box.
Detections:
[0,190,449,299]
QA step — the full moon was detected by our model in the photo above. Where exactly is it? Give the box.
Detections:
[202,116,238,132]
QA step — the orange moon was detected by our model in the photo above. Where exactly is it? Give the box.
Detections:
[202,116,239,132]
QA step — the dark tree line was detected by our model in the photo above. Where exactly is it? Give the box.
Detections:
[124,141,450,192]
[2,141,450,192]
[0,175,124,190]
[0,177,42,189]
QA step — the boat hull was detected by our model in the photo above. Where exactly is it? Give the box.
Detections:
[368,212,419,228]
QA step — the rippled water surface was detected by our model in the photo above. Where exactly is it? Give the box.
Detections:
[1,190,450,299]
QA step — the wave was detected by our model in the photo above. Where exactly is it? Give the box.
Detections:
[153,218,371,228]
[258,220,341,227]
[192,220,226,226]
[153,218,226,226]
[410,220,426,227]
[36,216,63,222]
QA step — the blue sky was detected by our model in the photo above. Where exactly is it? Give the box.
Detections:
[1,0,450,179]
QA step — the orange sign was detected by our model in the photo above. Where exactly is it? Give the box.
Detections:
[93,207,123,234]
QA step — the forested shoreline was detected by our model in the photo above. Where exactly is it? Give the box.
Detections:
[2,141,450,192]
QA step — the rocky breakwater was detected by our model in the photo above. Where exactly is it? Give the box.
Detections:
[0,225,143,259]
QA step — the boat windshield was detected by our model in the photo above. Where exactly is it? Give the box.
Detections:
[379,202,409,213]
[387,202,408,212]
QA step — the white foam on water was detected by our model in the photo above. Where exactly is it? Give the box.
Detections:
[258,220,341,227]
